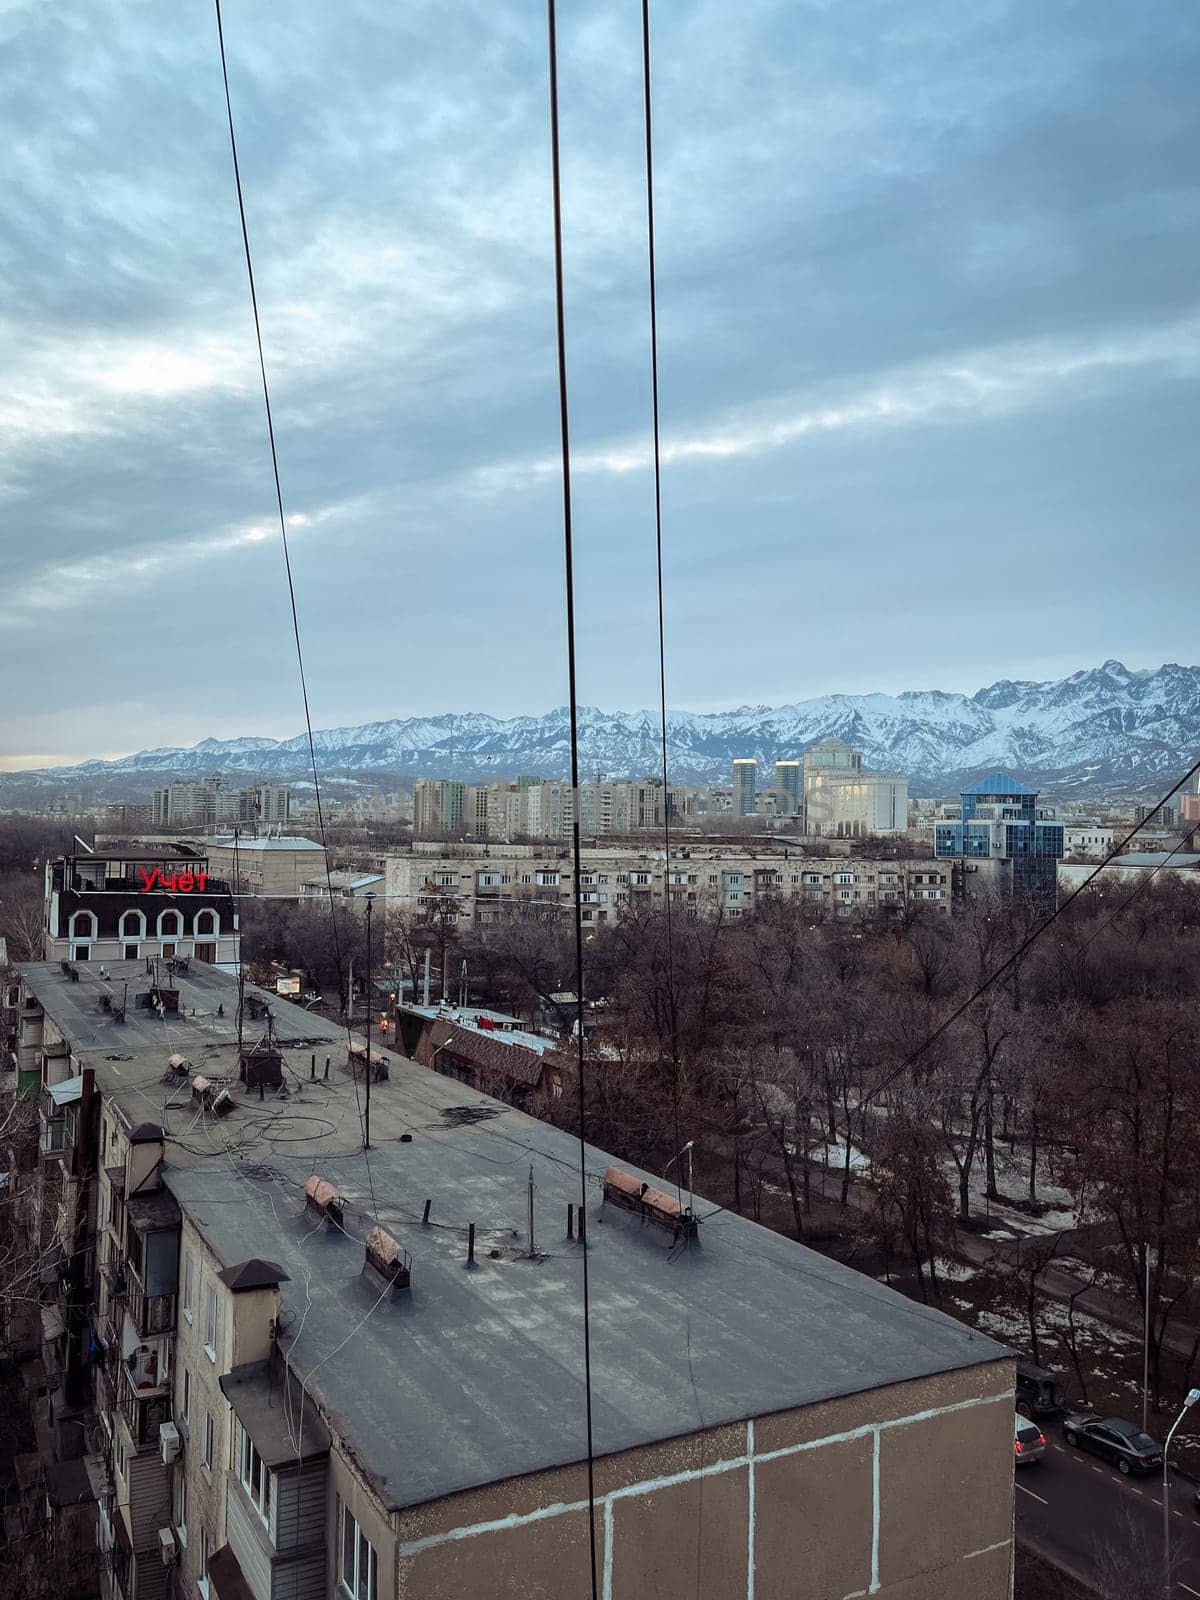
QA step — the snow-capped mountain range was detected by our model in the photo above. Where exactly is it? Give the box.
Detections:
[8,661,1200,801]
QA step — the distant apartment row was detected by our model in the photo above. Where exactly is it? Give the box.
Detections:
[412,738,910,843]
[385,845,953,929]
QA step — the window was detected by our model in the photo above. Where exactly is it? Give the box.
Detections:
[183,1252,194,1322]
[236,1421,271,1524]
[68,910,98,943]
[203,1284,218,1362]
[123,943,139,960]
[176,1474,188,1546]
[180,1366,191,1432]
[203,1410,214,1472]
[158,910,183,939]
[338,1498,378,1600]
[198,1527,211,1600]
[118,910,145,941]
[194,909,218,937]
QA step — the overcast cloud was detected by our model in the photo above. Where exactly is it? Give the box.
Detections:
[2,0,1198,765]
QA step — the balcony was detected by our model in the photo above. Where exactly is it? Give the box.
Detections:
[126,1263,175,1338]
[116,1364,170,1450]
[101,1257,128,1306]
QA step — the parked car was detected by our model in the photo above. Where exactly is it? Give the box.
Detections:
[1016,1361,1067,1418]
[1061,1413,1163,1475]
[1014,1413,1046,1466]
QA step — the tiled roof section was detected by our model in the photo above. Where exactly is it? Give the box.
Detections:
[425,1017,571,1088]
[217,1258,290,1292]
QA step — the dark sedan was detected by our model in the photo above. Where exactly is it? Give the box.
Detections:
[1061,1412,1164,1475]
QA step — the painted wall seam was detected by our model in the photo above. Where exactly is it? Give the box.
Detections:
[746,1418,755,1600]
[394,1386,1014,1560]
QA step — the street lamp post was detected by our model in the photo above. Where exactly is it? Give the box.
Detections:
[1163,1387,1200,1596]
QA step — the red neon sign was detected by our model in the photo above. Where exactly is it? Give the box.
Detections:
[138,868,209,894]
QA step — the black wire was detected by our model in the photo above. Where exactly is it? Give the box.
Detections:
[640,0,684,1216]
[545,5,599,1596]
[212,0,374,1206]
[854,752,1200,1120]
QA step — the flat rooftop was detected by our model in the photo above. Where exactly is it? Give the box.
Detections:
[17,960,381,1145]
[20,960,1008,1514]
[169,1132,1007,1512]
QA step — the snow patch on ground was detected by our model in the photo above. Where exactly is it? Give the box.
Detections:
[973,1297,1137,1350]
[934,1258,978,1282]
[815,1142,870,1170]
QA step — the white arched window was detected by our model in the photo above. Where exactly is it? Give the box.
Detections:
[193,909,218,938]
[157,910,183,940]
[119,910,147,941]
[68,909,97,959]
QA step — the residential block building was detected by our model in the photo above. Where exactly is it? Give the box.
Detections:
[413,779,466,838]
[9,957,1016,1600]
[150,778,292,832]
[384,845,952,930]
[198,835,326,898]
[414,777,689,842]
[732,759,757,817]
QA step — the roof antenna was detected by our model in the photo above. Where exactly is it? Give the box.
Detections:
[527,1165,536,1257]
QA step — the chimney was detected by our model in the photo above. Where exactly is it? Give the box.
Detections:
[303,1175,345,1231]
[363,1226,411,1297]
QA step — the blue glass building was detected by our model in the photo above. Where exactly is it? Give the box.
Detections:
[934,772,1063,904]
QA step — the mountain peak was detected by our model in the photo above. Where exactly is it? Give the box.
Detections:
[4,661,1197,800]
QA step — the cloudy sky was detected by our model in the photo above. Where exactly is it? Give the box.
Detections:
[3,0,1199,767]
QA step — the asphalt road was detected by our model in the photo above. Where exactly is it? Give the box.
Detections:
[1016,1426,1200,1595]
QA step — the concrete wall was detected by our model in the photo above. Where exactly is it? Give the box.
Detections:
[389,1358,1014,1600]
[173,1217,235,1595]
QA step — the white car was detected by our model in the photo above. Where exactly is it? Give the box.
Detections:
[1015,1412,1046,1466]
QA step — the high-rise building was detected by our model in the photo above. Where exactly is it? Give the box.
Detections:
[775,760,801,814]
[413,779,466,838]
[934,772,1064,903]
[732,758,757,817]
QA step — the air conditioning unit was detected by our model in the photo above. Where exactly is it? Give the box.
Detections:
[158,1527,177,1565]
[159,1421,182,1465]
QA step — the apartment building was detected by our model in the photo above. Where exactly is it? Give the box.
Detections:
[198,835,326,898]
[384,846,952,930]
[413,779,466,838]
[732,758,757,817]
[151,778,292,831]
[413,777,691,842]
[42,844,240,971]
[1063,823,1114,859]
[775,759,801,812]
[10,957,1016,1600]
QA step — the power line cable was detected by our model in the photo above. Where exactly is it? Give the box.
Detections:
[212,0,375,1214]
[639,0,683,1215]
[544,4,599,1596]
